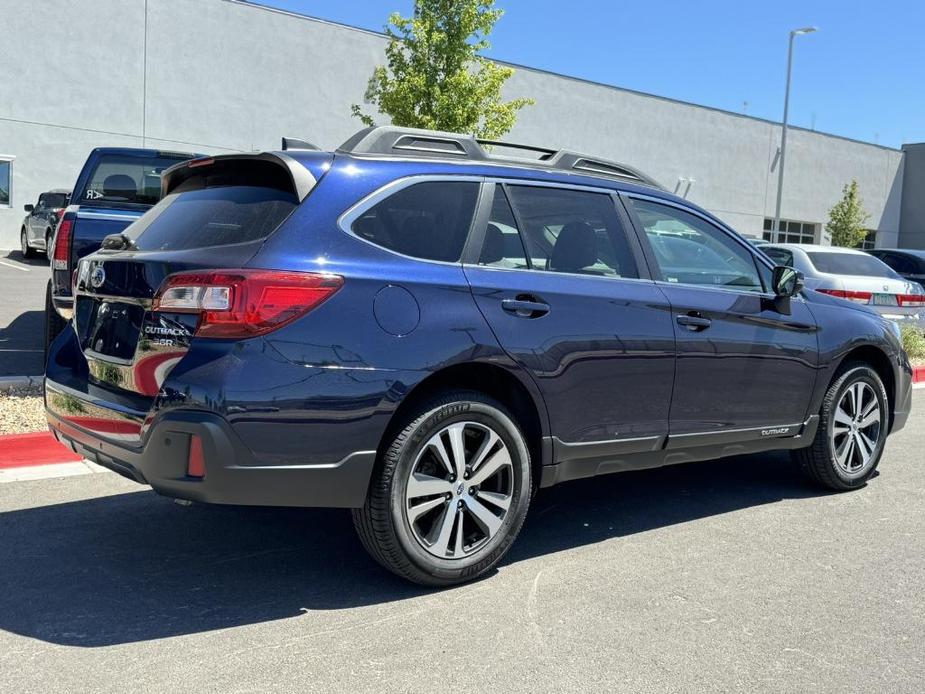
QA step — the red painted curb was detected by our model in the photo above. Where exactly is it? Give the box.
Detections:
[0,431,83,469]
[914,366,925,384]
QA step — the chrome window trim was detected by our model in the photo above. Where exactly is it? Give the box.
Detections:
[338,173,656,275]
[462,260,655,286]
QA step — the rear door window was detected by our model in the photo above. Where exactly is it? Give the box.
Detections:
[480,184,638,279]
[83,154,192,206]
[126,186,299,251]
[350,181,479,262]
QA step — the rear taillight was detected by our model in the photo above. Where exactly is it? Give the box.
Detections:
[187,435,206,478]
[152,269,343,338]
[897,294,925,308]
[53,218,73,270]
[816,289,873,304]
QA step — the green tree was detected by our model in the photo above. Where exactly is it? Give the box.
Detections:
[826,179,870,248]
[352,0,533,139]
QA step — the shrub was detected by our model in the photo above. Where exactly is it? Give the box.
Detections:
[900,324,925,363]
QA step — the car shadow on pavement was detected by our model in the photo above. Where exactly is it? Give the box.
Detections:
[3,249,50,267]
[0,450,828,647]
[0,310,46,377]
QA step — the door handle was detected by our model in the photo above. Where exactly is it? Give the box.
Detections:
[501,296,550,318]
[676,313,712,331]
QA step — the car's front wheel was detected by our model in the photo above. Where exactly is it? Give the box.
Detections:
[353,390,532,586]
[795,362,889,490]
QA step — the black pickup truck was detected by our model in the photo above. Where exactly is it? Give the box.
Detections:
[45,147,199,352]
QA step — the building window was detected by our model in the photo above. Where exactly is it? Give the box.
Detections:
[762,218,817,244]
[0,156,12,208]
[857,230,877,250]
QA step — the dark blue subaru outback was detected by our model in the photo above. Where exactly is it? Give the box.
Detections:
[45,127,913,585]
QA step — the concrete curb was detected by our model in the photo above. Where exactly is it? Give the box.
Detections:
[0,375,43,391]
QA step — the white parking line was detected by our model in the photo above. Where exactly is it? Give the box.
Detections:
[0,460,107,483]
[0,259,29,271]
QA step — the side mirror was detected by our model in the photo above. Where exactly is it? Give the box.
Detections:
[772,265,804,298]
[24,204,33,212]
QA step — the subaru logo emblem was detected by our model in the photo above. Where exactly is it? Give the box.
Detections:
[89,266,106,289]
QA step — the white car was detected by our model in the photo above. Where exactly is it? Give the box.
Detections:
[762,243,925,327]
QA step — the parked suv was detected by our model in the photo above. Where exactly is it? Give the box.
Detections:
[46,127,913,586]
[21,189,69,257]
[45,147,199,353]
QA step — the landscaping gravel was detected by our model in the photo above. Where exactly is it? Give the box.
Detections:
[0,384,46,435]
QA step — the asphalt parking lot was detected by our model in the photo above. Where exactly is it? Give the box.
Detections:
[1,390,922,693]
[0,250,49,377]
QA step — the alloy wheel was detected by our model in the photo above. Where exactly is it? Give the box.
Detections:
[404,421,514,559]
[831,381,882,475]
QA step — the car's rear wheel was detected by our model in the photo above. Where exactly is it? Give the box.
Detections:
[353,390,531,586]
[21,228,35,258]
[44,229,53,257]
[795,363,888,490]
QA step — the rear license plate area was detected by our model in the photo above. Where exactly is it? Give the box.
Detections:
[872,293,898,306]
[76,297,145,360]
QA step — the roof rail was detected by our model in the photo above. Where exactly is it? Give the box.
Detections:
[336,126,663,189]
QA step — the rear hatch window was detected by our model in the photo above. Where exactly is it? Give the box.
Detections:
[124,186,298,251]
[82,153,192,206]
[807,252,900,278]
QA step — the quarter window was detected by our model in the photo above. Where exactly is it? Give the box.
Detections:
[631,199,764,292]
[763,247,794,267]
[479,185,639,279]
[351,181,479,262]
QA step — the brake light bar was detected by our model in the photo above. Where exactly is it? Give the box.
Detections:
[53,218,73,270]
[152,269,343,338]
[816,289,873,304]
[897,294,925,308]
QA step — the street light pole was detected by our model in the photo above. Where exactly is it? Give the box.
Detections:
[773,26,816,243]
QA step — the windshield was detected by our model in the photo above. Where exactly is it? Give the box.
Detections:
[126,185,299,251]
[82,154,192,206]
[807,252,901,278]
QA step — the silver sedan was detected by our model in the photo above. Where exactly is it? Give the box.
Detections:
[762,243,925,328]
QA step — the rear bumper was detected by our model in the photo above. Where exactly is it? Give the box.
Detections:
[872,307,925,329]
[46,384,377,508]
[52,295,73,319]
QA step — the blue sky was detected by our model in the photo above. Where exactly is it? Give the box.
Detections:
[253,0,924,148]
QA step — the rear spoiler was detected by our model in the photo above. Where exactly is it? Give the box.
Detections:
[160,152,318,201]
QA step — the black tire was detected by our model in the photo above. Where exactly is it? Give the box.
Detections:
[352,390,532,586]
[21,228,35,258]
[44,229,53,258]
[794,362,889,491]
[44,281,67,367]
